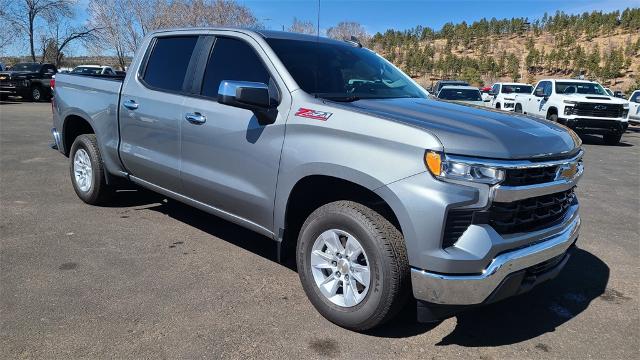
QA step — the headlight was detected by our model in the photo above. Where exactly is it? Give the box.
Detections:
[563,100,578,104]
[425,151,505,184]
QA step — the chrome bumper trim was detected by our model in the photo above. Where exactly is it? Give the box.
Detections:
[411,215,580,305]
[51,128,62,151]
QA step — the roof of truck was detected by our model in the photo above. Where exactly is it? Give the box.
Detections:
[150,27,354,46]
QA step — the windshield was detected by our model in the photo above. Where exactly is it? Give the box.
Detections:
[502,84,533,94]
[11,63,42,72]
[438,88,482,101]
[556,82,607,95]
[72,66,102,74]
[266,38,426,101]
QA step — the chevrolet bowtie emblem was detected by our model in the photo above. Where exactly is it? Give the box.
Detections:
[557,162,578,180]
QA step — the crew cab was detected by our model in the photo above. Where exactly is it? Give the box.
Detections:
[489,82,533,111]
[0,62,57,101]
[52,29,583,331]
[515,79,629,145]
[628,90,640,124]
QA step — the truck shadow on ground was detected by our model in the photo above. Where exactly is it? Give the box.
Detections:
[579,133,634,147]
[108,189,609,345]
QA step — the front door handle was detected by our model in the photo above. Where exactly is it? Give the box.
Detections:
[123,100,139,110]
[185,112,206,124]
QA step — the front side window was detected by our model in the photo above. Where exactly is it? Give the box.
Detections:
[438,88,482,101]
[631,91,640,103]
[502,84,533,94]
[491,84,500,94]
[556,81,607,95]
[267,38,426,101]
[143,36,198,92]
[201,37,271,98]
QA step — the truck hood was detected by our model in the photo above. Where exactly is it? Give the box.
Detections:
[343,98,581,160]
[560,93,628,104]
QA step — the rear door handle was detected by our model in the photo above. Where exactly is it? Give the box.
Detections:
[185,112,206,124]
[123,100,139,110]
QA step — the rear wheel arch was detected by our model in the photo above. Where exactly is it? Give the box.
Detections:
[62,115,95,156]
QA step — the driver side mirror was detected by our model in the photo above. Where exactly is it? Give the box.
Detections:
[218,80,278,125]
[488,90,497,96]
[534,88,545,97]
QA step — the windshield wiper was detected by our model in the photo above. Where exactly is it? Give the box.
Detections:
[312,93,361,102]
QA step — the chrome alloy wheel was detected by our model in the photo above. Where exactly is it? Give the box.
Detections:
[310,229,371,307]
[73,148,92,192]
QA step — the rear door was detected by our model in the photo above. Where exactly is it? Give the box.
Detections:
[119,35,200,192]
[179,34,290,232]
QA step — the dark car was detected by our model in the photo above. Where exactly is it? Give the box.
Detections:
[433,80,470,95]
[0,63,57,101]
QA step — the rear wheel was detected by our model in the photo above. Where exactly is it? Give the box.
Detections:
[296,201,409,331]
[603,132,622,145]
[69,134,112,204]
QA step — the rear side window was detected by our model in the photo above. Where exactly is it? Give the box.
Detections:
[201,37,270,98]
[143,36,198,92]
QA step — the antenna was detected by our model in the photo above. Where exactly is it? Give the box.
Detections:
[317,0,321,38]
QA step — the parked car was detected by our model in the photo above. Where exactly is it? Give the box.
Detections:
[514,79,629,145]
[433,80,469,95]
[437,85,486,106]
[71,65,117,76]
[0,62,57,101]
[489,82,533,111]
[628,90,640,124]
[53,29,583,331]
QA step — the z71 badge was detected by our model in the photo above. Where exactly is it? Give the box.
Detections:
[295,108,333,121]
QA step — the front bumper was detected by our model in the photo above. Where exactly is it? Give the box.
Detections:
[559,116,628,134]
[411,213,579,305]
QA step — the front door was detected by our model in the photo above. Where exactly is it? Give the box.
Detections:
[180,35,290,232]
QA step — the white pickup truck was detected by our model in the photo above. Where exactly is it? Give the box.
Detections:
[628,90,640,124]
[514,79,629,145]
[489,82,533,111]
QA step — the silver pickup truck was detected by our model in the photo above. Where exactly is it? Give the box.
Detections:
[52,28,583,331]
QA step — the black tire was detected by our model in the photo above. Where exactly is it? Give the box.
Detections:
[69,134,112,205]
[515,104,523,113]
[29,86,43,102]
[496,103,501,109]
[548,113,558,122]
[603,132,622,145]
[296,201,409,331]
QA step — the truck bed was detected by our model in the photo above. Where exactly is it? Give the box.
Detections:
[53,73,125,176]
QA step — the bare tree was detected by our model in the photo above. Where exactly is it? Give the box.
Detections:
[288,17,316,35]
[88,0,263,70]
[39,17,97,66]
[326,21,370,44]
[4,0,76,61]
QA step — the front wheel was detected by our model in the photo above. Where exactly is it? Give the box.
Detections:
[548,113,558,122]
[69,134,112,204]
[29,86,43,102]
[603,132,622,145]
[515,104,523,113]
[296,201,409,331]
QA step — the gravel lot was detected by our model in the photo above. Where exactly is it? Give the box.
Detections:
[1,101,638,359]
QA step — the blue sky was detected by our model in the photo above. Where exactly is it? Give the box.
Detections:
[6,0,640,56]
[245,0,639,34]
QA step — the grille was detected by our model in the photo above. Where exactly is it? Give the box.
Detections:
[502,166,558,186]
[442,210,474,248]
[488,188,576,234]
[569,102,623,118]
[0,80,16,87]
